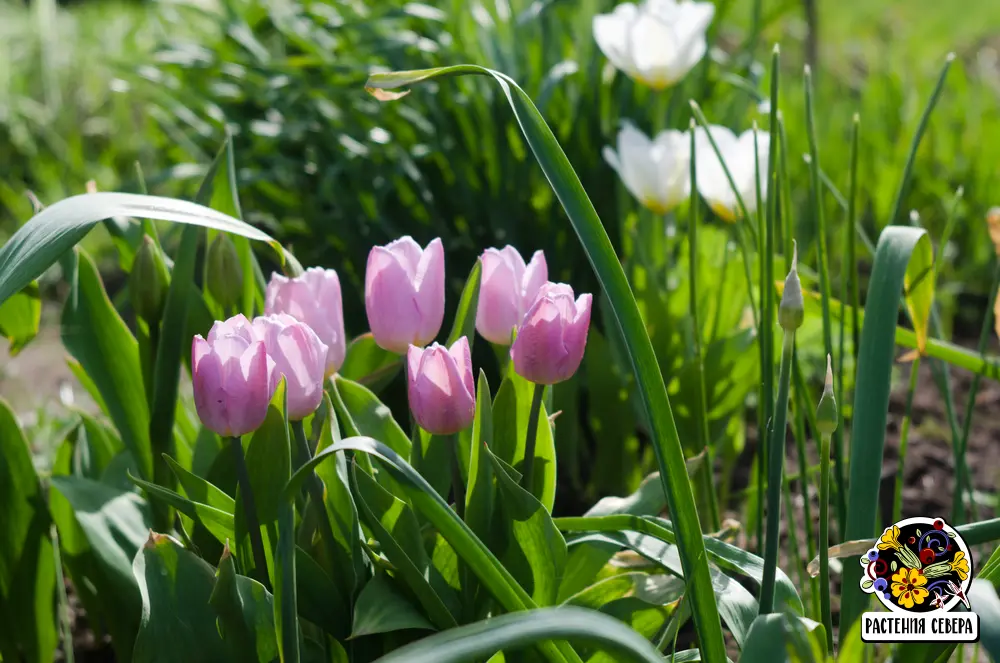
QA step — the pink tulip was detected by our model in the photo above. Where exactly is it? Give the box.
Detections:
[406,337,475,435]
[251,314,329,420]
[510,283,593,384]
[265,267,347,376]
[192,317,277,437]
[475,246,548,345]
[365,236,445,354]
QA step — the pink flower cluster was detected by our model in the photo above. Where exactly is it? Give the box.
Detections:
[192,236,592,439]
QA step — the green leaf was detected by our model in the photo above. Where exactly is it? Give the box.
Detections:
[839,226,931,636]
[0,281,40,354]
[492,370,557,511]
[332,375,411,458]
[339,333,402,393]
[210,545,278,663]
[466,370,496,556]
[367,606,663,663]
[62,250,152,480]
[487,447,567,606]
[267,385,299,663]
[165,454,236,513]
[132,532,228,663]
[0,191,284,307]
[128,472,235,544]
[289,437,581,663]
[351,572,436,637]
[351,465,460,629]
[0,398,56,663]
[296,547,349,639]
[367,63,725,662]
[410,427,452,501]
[738,613,827,663]
[903,233,935,355]
[445,258,482,349]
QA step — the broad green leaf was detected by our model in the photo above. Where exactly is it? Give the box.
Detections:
[0,281,40,354]
[332,375,411,458]
[351,465,460,629]
[0,191,283,307]
[971,580,1000,661]
[266,384,298,663]
[367,606,663,663]
[487,447,567,606]
[492,370,557,511]
[0,398,56,663]
[210,545,278,663]
[840,226,930,636]
[738,613,827,663]
[128,473,234,544]
[445,258,482,349]
[76,411,123,480]
[296,547,349,639]
[132,532,228,663]
[903,233,934,355]
[288,437,581,663]
[367,63,725,661]
[165,454,236,513]
[351,572,436,637]
[62,250,152,480]
[410,427,452,501]
[339,333,401,393]
[466,370,496,557]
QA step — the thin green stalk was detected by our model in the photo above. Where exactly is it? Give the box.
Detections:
[780,478,808,601]
[886,53,955,227]
[760,332,795,614]
[818,429,833,653]
[847,113,861,384]
[709,240,731,342]
[753,126,769,548]
[735,225,760,329]
[451,434,466,519]
[231,435,269,582]
[291,420,341,570]
[778,114,793,271]
[893,357,921,523]
[689,124,721,531]
[790,368,817,617]
[955,259,1000,519]
[51,525,74,663]
[521,383,545,491]
[804,66,844,536]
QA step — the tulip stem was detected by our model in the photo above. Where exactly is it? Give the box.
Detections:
[291,421,341,571]
[450,434,466,519]
[759,332,794,614]
[818,429,834,654]
[521,383,545,493]
[231,436,269,583]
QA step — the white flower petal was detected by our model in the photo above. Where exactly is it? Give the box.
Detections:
[593,5,639,76]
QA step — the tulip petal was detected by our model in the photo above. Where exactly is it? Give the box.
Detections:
[477,248,522,344]
[414,238,446,346]
[522,250,549,308]
[448,336,474,400]
[593,4,638,74]
[366,248,421,353]
[384,236,424,279]
[233,341,275,436]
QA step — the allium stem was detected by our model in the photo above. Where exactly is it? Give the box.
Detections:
[819,430,833,653]
[231,435,269,584]
[521,383,546,492]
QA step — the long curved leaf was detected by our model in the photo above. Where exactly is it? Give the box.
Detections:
[370,607,664,663]
[367,65,726,662]
[0,192,284,306]
[287,436,579,663]
[839,225,930,636]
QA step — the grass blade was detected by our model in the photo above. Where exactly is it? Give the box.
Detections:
[366,65,727,663]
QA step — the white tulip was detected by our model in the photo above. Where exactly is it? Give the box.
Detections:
[593,0,715,90]
[694,126,769,222]
[603,123,690,214]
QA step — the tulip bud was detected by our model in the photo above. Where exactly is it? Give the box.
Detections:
[407,337,475,435]
[265,267,346,376]
[778,241,804,331]
[816,354,838,437]
[206,233,244,312]
[251,314,329,420]
[365,236,445,354]
[476,246,548,345]
[192,316,278,437]
[510,283,593,385]
[130,235,170,323]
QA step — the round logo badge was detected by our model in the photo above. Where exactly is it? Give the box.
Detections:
[860,516,972,613]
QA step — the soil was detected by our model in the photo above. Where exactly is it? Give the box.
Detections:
[6,312,999,660]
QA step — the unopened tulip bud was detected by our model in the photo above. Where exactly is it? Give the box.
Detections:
[130,235,170,323]
[206,233,244,312]
[252,314,328,420]
[476,246,548,345]
[365,236,445,354]
[510,283,593,385]
[407,337,475,435]
[816,355,838,437]
[778,241,804,331]
[192,316,278,437]
[266,267,347,376]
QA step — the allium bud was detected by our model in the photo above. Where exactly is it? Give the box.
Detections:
[778,240,804,331]
[206,233,244,312]
[815,354,838,437]
[130,235,170,323]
